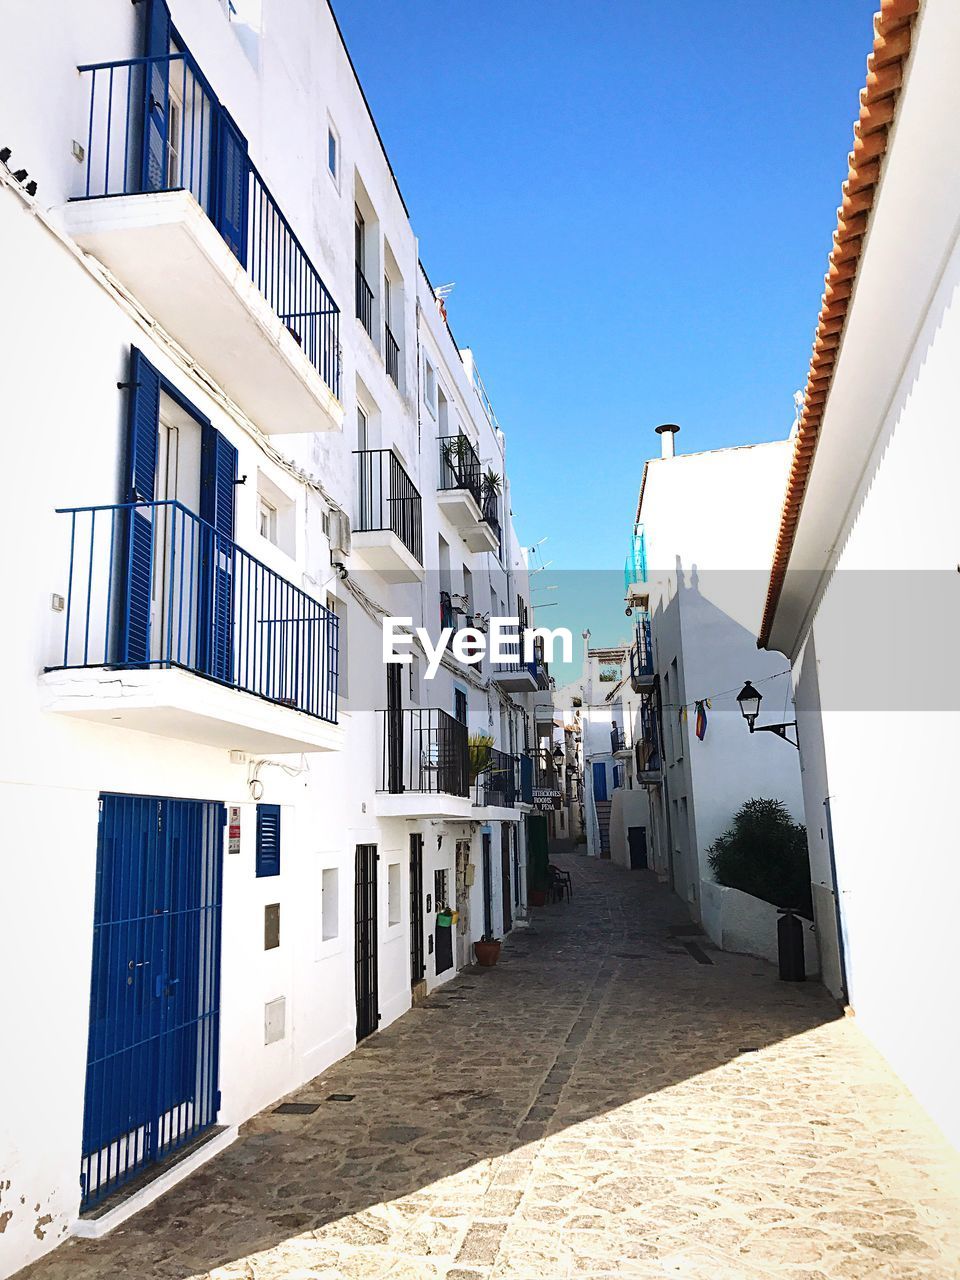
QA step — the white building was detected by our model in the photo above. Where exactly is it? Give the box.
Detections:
[0,2,545,1271]
[759,0,960,1148]
[624,428,807,944]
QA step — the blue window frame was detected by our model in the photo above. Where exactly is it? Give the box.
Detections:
[256,804,281,877]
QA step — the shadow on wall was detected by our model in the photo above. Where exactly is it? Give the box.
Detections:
[12,859,841,1280]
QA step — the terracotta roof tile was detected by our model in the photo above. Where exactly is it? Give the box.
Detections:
[757,0,920,649]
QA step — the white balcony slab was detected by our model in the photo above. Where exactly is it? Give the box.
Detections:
[59,192,343,436]
[491,667,538,693]
[436,487,483,530]
[351,530,425,583]
[40,667,344,755]
[461,520,500,554]
[478,805,522,824]
[374,791,475,820]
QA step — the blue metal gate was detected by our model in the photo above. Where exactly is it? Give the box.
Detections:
[80,793,224,1209]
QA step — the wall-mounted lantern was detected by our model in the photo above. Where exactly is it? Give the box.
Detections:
[736,680,799,749]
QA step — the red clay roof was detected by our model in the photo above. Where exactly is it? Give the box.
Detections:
[757,0,920,649]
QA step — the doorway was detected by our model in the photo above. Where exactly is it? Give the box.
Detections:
[500,826,513,933]
[354,845,379,1039]
[628,826,648,870]
[386,664,403,793]
[455,839,471,969]
[80,793,223,1209]
[481,831,493,938]
[409,834,424,988]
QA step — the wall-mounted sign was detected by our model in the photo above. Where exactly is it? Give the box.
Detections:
[533,789,562,812]
[228,806,241,855]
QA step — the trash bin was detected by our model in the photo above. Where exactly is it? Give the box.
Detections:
[777,906,805,982]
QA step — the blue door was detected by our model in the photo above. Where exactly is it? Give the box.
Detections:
[80,794,224,1209]
[592,761,608,802]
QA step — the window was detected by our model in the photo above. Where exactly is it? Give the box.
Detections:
[327,123,339,186]
[355,206,365,271]
[357,404,369,451]
[320,867,339,941]
[387,862,401,926]
[256,804,281,877]
[454,687,468,725]
[434,868,448,908]
[255,471,295,556]
[424,358,437,416]
[258,494,277,544]
[409,653,420,704]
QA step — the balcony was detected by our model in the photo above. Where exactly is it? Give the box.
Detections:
[611,724,632,758]
[385,323,400,388]
[629,616,654,690]
[436,435,498,553]
[636,699,662,781]
[41,501,342,754]
[356,263,374,338]
[374,708,472,819]
[482,493,503,561]
[472,745,524,819]
[624,529,649,605]
[352,449,424,582]
[63,52,342,436]
[491,626,538,693]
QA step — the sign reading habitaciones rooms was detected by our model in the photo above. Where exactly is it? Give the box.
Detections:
[533,789,561,812]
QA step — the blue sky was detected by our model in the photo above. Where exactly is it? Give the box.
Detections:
[335,1,876,674]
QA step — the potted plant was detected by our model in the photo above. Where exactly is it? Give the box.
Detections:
[481,467,502,521]
[474,935,502,967]
[443,434,472,487]
[530,886,548,908]
[468,731,494,782]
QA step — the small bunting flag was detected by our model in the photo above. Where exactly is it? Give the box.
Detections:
[694,699,711,741]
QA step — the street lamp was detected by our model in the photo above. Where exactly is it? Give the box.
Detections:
[736,680,799,748]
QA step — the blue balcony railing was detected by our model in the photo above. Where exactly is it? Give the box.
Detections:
[76,52,340,400]
[491,625,538,683]
[520,753,534,805]
[629,615,654,684]
[624,528,647,594]
[50,501,339,723]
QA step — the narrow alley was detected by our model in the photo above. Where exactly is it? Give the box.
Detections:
[17,856,960,1280]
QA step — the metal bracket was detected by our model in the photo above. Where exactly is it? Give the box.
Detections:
[753,721,799,749]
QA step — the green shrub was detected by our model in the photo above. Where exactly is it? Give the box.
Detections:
[707,798,812,917]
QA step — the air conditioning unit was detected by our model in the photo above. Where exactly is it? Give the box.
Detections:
[449,593,470,614]
[329,509,351,556]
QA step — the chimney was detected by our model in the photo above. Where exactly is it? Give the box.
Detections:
[655,422,679,459]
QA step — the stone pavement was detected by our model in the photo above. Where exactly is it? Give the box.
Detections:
[17,856,960,1280]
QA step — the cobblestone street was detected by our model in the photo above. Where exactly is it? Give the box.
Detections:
[19,856,960,1280]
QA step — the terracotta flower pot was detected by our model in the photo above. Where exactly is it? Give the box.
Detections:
[474,939,502,967]
[530,889,547,907]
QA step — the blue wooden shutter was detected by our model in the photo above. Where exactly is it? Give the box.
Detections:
[592,761,607,803]
[215,111,249,265]
[141,0,172,192]
[256,805,281,878]
[199,424,237,683]
[120,349,161,664]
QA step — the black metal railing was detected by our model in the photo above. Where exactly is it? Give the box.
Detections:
[379,708,469,797]
[474,747,519,809]
[533,749,560,792]
[76,53,340,400]
[439,589,456,631]
[630,614,654,685]
[611,725,629,753]
[354,448,423,564]
[356,262,373,337]
[438,434,482,507]
[482,492,502,559]
[491,624,538,683]
[637,699,662,773]
[385,323,399,386]
[51,501,339,722]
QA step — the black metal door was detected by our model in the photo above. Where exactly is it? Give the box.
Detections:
[482,832,493,938]
[500,826,513,933]
[409,834,424,986]
[386,664,403,793]
[354,844,379,1039]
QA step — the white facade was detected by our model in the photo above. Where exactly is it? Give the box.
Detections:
[628,435,806,932]
[0,3,543,1272]
[763,0,960,1149]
